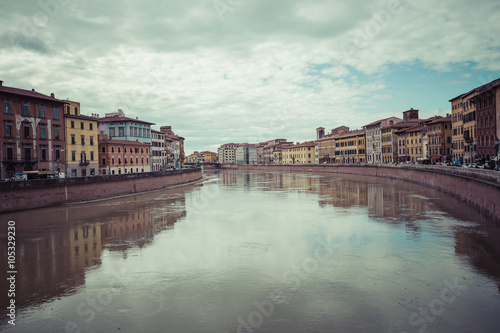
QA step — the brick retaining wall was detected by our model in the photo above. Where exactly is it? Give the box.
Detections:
[0,168,202,213]
[217,164,500,222]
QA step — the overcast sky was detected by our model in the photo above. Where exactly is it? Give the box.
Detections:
[1,0,499,154]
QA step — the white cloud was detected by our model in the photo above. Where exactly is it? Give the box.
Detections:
[1,0,499,154]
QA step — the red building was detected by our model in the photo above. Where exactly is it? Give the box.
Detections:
[0,80,66,180]
[473,79,500,162]
[98,134,151,175]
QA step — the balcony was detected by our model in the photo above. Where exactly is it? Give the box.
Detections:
[80,160,89,166]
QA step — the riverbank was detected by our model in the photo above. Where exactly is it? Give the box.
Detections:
[0,168,202,213]
[212,164,500,222]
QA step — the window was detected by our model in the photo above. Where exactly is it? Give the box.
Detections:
[24,147,31,161]
[101,147,105,153]
[81,151,87,163]
[40,127,46,139]
[81,135,85,145]
[5,103,11,114]
[80,122,84,130]
[111,147,114,153]
[23,125,30,138]
[90,151,94,161]
[66,106,70,114]
[109,127,115,137]
[6,147,13,161]
[54,109,59,120]
[41,148,47,161]
[71,151,76,161]
[54,128,60,140]
[40,107,45,118]
[71,169,77,177]
[102,158,106,165]
[118,147,121,153]
[90,168,95,176]
[71,121,75,128]
[119,127,124,136]
[90,136,94,145]
[112,157,115,164]
[55,148,60,161]
[71,135,76,144]
[89,123,93,130]
[5,124,12,137]
[124,147,127,153]
[22,105,29,116]
[74,107,78,115]
[81,169,86,177]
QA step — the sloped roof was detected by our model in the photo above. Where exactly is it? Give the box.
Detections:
[0,84,64,103]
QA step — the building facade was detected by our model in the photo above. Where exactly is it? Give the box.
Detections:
[450,95,465,164]
[151,129,166,171]
[425,115,452,163]
[98,135,151,175]
[161,126,184,169]
[472,80,500,163]
[235,144,258,165]
[334,130,366,163]
[218,143,239,163]
[364,117,402,164]
[98,109,154,145]
[282,141,315,164]
[0,80,65,180]
[63,100,99,177]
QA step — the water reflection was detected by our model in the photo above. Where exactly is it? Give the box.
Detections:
[0,171,499,332]
[0,191,188,323]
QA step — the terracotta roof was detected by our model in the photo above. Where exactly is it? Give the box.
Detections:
[337,129,365,139]
[426,115,451,124]
[98,138,150,146]
[0,84,64,103]
[99,114,155,125]
[164,134,184,141]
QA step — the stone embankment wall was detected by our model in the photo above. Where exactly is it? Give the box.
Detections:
[214,164,500,222]
[0,168,202,213]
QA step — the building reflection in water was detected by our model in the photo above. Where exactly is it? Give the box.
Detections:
[1,170,499,324]
[215,169,500,290]
[0,191,187,318]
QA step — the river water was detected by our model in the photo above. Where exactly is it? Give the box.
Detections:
[1,170,499,333]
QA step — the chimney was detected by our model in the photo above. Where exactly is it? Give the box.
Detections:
[32,88,36,93]
[0,80,3,87]
[50,93,55,98]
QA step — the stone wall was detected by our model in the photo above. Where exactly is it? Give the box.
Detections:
[219,164,500,222]
[0,168,202,213]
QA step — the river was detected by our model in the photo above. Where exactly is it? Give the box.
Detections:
[1,170,499,332]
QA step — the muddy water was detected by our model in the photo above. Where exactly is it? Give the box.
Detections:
[0,170,499,332]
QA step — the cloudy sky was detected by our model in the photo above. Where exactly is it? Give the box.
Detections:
[1,0,499,154]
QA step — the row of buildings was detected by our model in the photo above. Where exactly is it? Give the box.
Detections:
[0,81,185,180]
[217,78,500,166]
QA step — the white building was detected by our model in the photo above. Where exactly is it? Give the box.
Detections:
[364,117,402,164]
[235,144,258,165]
[151,129,167,171]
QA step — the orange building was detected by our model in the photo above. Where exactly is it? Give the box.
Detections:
[98,134,151,175]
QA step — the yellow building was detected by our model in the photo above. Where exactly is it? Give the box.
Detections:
[450,94,465,163]
[405,126,425,163]
[455,89,479,164]
[316,126,349,164]
[334,130,366,163]
[68,222,102,276]
[64,100,99,177]
[282,141,315,164]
